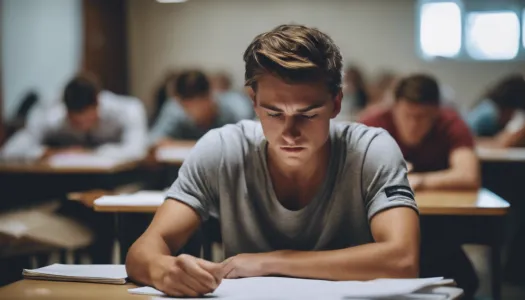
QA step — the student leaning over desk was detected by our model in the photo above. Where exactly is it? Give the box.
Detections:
[127,24,420,297]
[0,74,148,161]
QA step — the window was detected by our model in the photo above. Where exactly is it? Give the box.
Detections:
[523,9,525,48]
[466,11,520,60]
[419,2,462,58]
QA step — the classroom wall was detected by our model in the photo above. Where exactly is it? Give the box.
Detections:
[1,0,83,120]
[127,0,525,114]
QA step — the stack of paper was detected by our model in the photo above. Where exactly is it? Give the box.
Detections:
[48,153,125,168]
[94,191,165,207]
[129,276,454,299]
[23,264,127,284]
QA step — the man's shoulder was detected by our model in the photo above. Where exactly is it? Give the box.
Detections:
[332,121,392,154]
[196,120,262,156]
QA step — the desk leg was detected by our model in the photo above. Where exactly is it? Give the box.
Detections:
[491,244,502,300]
[114,213,126,264]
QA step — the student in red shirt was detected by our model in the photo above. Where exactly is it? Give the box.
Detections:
[360,74,481,299]
[360,74,480,191]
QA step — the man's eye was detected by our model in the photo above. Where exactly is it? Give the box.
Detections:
[302,114,318,119]
[267,112,282,118]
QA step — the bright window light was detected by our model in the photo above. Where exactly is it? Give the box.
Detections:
[419,2,462,58]
[466,11,520,60]
[523,9,525,48]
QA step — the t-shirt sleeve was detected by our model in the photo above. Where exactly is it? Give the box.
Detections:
[447,111,475,150]
[165,129,223,221]
[361,132,419,221]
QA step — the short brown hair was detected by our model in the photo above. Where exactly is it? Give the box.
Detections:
[485,74,525,109]
[243,24,343,96]
[63,74,101,113]
[394,74,440,105]
[173,70,210,100]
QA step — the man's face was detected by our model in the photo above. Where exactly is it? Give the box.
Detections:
[68,105,99,132]
[392,99,439,146]
[179,95,214,126]
[253,74,341,166]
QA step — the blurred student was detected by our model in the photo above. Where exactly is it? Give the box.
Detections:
[467,74,525,148]
[360,74,480,298]
[150,71,179,128]
[149,70,250,146]
[342,65,369,112]
[127,24,419,297]
[1,75,147,161]
[210,71,254,120]
[357,71,397,119]
[4,90,40,140]
[361,74,480,190]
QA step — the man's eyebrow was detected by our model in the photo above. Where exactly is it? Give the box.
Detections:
[260,102,325,113]
[260,104,283,112]
[296,103,325,113]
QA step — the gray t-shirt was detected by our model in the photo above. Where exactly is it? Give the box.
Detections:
[166,120,417,258]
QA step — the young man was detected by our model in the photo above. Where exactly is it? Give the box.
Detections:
[149,70,252,146]
[127,24,420,297]
[361,74,481,298]
[360,74,480,191]
[1,75,148,161]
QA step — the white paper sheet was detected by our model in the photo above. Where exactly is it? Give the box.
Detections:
[23,264,127,284]
[155,147,192,162]
[48,153,125,168]
[129,276,452,299]
[94,191,165,207]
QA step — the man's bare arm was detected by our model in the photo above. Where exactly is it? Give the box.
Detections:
[221,207,420,280]
[126,200,202,285]
[410,147,480,190]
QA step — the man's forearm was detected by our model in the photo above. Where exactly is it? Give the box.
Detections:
[262,242,418,281]
[125,235,172,285]
[419,169,480,190]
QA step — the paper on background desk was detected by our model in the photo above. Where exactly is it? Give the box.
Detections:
[94,191,165,207]
[48,153,126,168]
[23,264,127,284]
[155,147,192,162]
[129,276,452,299]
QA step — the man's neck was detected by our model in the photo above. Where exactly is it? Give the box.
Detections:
[267,140,331,186]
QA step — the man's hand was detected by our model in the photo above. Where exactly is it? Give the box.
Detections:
[150,254,222,297]
[220,253,273,279]
[407,174,424,191]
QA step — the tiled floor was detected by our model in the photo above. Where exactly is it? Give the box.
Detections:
[464,245,525,299]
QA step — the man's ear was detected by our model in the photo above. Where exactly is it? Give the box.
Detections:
[331,89,343,118]
[245,86,256,105]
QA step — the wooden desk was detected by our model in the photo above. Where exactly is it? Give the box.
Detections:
[0,280,144,300]
[0,279,464,299]
[416,189,509,216]
[476,147,525,162]
[0,160,141,174]
[90,188,509,216]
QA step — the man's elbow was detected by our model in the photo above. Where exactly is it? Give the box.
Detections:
[462,172,481,190]
[394,254,419,278]
[387,246,419,278]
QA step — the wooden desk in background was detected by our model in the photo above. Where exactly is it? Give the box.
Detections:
[87,188,509,215]
[0,160,141,174]
[476,147,525,163]
[155,141,196,165]
[0,279,464,300]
